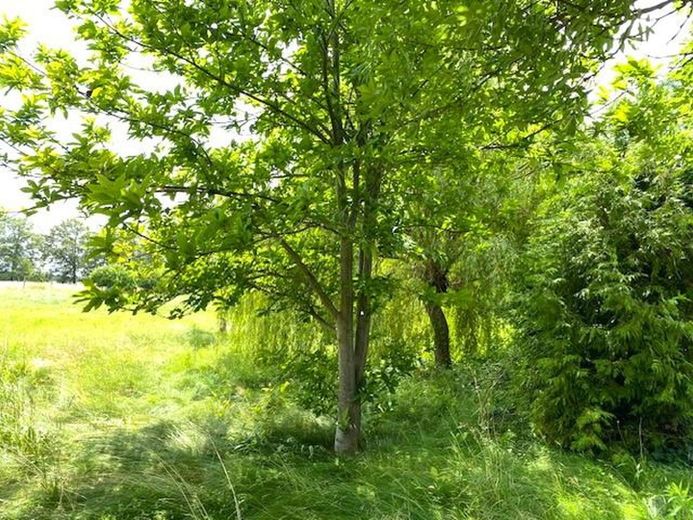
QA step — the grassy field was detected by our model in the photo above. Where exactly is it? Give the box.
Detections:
[0,283,691,519]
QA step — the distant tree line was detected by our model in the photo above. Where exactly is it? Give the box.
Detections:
[0,212,99,283]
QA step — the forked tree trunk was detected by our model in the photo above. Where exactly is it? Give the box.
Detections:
[334,235,377,454]
[323,0,379,452]
[333,159,378,455]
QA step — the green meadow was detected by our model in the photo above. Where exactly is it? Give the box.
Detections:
[0,283,690,520]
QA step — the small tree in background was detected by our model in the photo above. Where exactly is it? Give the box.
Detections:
[43,218,93,283]
[0,211,42,281]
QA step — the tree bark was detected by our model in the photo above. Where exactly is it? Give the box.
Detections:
[335,243,374,455]
[335,236,359,455]
[325,0,379,455]
[424,260,452,368]
[425,300,452,368]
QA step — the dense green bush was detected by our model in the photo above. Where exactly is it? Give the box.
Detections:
[88,264,138,289]
[514,164,692,453]
[82,264,160,311]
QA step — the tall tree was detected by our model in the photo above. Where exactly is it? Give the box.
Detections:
[0,0,679,453]
[0,211,42,281]
[43,218,92,283]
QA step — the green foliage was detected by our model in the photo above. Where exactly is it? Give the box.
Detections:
[362,292,427,405]
[0,352,64,499]
[0,211,43,281]
[517,170,692,452]
[0,214,98,283]
[449,234,517,357]
[1,284,692,519]
[513,66,693,452]
[42,218,97,283]
[82,263,160,312]
[0,0,673,451]
[211,292,424,417]
[87,263,136,289]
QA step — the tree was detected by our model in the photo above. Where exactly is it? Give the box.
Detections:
[513,54,693,452]
[0,0,679,454]
[43,218,92,283]
[403,169,482,368]
[403,149,536,367]
[0,211,42,281]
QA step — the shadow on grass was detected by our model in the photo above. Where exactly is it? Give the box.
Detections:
[5,410,661,520]
[5,368,687,520]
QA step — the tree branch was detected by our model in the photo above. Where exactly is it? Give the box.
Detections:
[278,237,339,319]
[92,13,332,145]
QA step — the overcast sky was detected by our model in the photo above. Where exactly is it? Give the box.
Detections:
[0,0,690,232]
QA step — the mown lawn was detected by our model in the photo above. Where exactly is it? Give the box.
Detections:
[0,283,690,519]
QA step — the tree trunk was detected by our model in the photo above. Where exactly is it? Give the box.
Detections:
[333,163,379,453]
[424,260,452,368]
[425,300,452,368]
[323,0,380,453]
[335,236,359,455]
[334,246,374,454]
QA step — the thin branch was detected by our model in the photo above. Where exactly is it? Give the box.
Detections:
[92,13,332,145]
[158,184,280,204]
[636,0,677,16]
[278,237,339,319]
[480,121,554,151]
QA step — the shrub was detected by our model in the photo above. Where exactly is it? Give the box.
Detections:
[514,165,692,453]
[88,264,138,290]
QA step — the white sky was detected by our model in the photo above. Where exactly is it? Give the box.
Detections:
[0,0,690,232]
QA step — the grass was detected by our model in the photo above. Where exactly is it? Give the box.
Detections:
[0,282,691,519]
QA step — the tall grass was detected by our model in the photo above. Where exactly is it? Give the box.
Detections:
[0,283,691,519]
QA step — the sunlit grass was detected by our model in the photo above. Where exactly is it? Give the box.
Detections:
[0,282,690,520]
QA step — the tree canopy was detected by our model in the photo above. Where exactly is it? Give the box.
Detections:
[0,0,687,453]
[0,211,41,281]
[43,218,95,283]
